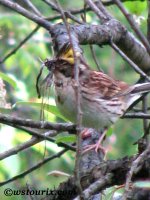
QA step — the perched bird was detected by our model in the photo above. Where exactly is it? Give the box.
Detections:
[44,45,150,151]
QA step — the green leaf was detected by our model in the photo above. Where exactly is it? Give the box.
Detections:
[106,127,113,136]
[13,101,68,121]
[102,187,117,200]
[55,135,76,143]
[0,72,17,89]
[124,1,146,15]
[134,181,150,189]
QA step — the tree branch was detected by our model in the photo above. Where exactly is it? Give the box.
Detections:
[44,154,150,199]
[123,145,150,200]
[51,21,150,72]
[110,42,150,81]
[1,0,150,72]
[123,112,150,119]
[0,149,67,187]
[0,26,40,64]
[114,0,150,55]
[74,173,113,200]
[0,130,60,160]
[1,123,76,157]
[0,0,52,30]
[0,113,76,131]
[23,0,43,16]
[43,0,83,24]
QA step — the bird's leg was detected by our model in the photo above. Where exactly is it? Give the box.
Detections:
[81,128,92,138]
[82,128,107,154]
[95,129,107,152]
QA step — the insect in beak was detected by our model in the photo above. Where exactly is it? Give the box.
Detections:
[36,59,56,98]
[36,63,45,98]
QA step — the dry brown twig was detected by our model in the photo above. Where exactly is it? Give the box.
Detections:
[0,149,68,187]
[52,0,84,197]
[123,144,150,200]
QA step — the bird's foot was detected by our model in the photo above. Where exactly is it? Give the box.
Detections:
[82,143,106,154]
[81,128,92,139]
[82,128,107,155]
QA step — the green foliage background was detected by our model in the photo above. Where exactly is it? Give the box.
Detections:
[0,0,149,199]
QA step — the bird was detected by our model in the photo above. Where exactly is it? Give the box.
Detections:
[44,44,150,152]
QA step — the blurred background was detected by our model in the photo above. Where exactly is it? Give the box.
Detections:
[0,0,148,199]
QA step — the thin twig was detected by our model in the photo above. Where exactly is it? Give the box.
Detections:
[43,0,60,11]
[74,56,83,197]
[95,0,112,20]
[143,0,150,139]
[23,0,43,16]
[123,145,150,200]
[53,0,84,197]
[114,0,150,55]
[0,2,91,65]
[43,0,83,24]
[42,0,126,16]
[85,0,150,72]
[123,112,150,119]
[81,5,102,71]
[0,130,69,161]
[0,113,76,131]
[74,174,113,200]
[1,0,150,73]
[3,123,76,152]
[85,0,109,23]
[80,7,102,71]
[110,42,150,82]
[0,149,67,187]
[90,45,103,71]
[0,26,40,64]
[142,96,148,137]
[0,0,52,30]
[52,155,150,199]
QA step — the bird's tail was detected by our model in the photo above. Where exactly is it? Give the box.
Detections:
[125,82,150,109]
[131,83,150,94]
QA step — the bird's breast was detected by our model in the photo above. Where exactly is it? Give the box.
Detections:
[54,75,77,122]
[53,74,124,130]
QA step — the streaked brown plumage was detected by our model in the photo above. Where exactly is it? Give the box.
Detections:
[44,48,150,131]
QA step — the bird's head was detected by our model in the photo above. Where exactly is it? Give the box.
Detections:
[57,46,75,65]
